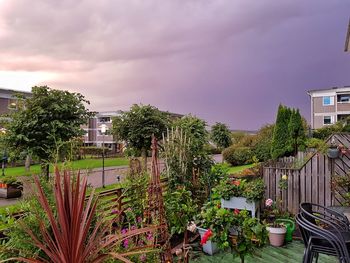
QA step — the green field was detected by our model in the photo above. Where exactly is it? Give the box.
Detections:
[2,157,129,177]
[227,163,255,174]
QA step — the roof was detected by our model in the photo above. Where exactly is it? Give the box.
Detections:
[0,87,32,96]
[0,87,32,100]
[307,86,350,96]
[345,18,350,52]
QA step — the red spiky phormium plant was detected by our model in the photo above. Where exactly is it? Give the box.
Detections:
[16,169,110,263]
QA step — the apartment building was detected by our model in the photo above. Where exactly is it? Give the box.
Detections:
[83,110,184,152]
[308,87,350,129]
[82,111,123,152]
[0,88,31,115]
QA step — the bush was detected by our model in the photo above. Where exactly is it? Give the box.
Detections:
[204,144,222,154]
[80,146,110,156]
[223,146,253,166]
[252,124,274,162]
[305,138,327,153]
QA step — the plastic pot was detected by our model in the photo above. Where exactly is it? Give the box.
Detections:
[267,226,286,247]
[327,147,339,159]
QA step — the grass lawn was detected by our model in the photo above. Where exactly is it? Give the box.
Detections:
[2,157,129,178]
[227,163,255,174]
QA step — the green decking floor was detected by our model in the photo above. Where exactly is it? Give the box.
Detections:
[190,241,337,263]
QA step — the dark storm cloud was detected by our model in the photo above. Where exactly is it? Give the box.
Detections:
[0,0,349,129]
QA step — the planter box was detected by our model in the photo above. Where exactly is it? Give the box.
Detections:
[197,227,218,255]
[0,186,22,199]
[221,197,260,218]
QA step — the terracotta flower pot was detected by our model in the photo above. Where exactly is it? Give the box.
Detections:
[267,226,286,247]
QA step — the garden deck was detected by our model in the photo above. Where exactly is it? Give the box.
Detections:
[191,241,336,263]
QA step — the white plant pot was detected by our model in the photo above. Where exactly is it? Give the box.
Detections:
[197,227,218,255]
[267,226,287,247]
[221,196,259,218]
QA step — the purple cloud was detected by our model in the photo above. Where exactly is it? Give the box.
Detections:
[0,0,349,129]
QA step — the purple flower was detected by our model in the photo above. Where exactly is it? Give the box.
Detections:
[146,232,153,241]
[139,254,147,262]
[121,228,128,234]
[111,209,119,215]
[137,216,142,223]
[131,225,137,230]
[123,239,129,248]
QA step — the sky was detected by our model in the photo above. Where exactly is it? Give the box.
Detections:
[0,0,349,130]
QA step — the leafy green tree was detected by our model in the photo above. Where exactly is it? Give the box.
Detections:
[170,115,213,205]
[112,104,169,169]
[173,114,208,153]
[5,86,93,178]
[287,109,306,154]
[252,124,274,161]
[210,122,232,149]
[271,104,291,159]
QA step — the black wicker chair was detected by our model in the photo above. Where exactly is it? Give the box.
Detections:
[296,213,345,263]
[300,203,350,230]
[297,202,350,263]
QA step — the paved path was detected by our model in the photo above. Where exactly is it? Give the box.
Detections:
[0,165,129,207]
[0,155,222,207]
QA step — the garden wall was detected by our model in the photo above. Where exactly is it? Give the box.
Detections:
[263,133,350,214]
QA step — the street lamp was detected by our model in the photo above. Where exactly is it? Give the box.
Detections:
[100,124,108,188]
[1,128,6,176]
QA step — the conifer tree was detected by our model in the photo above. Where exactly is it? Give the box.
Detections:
[271,104,291,159]
[288,109,306,155]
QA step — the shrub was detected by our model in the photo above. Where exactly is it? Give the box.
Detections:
[305,138,327,153]
[165,187,198,235]
[223,146,253,166]
[80,146,110,156]
[252,124,274,162]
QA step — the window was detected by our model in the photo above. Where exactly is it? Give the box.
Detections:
[323,96,334,106]
[323,116,334,125]
[98,117,111,123]
[337,94,350,103]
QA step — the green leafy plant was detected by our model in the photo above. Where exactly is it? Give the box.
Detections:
[197,200,235,249]
[213,178,265,202]
[165,187,198,235]
[223,146,253,166]
[0,175,22,186]
[210,122,232,149]
[231,210,268,263]
[278,175,288,190]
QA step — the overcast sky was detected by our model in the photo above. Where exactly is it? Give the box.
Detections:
[0,0,349,130]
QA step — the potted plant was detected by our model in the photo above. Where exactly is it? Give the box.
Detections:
[0,176,23,199]
[327,142,340,159]
[264,199,289,246]
[229,210,268,263]
[196,200,235,255]
[213,178,265,218]
[266,222,286,247]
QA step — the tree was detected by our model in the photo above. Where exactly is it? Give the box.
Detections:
[287,109,306,155]
[210,122,232,149]
[173,114,208,153]
[271,104,291,159]
[112,104,169,169]
[252,124,274,161]
[5,86,93,178]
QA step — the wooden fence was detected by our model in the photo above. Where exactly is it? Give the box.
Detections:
[263,133,350,214]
